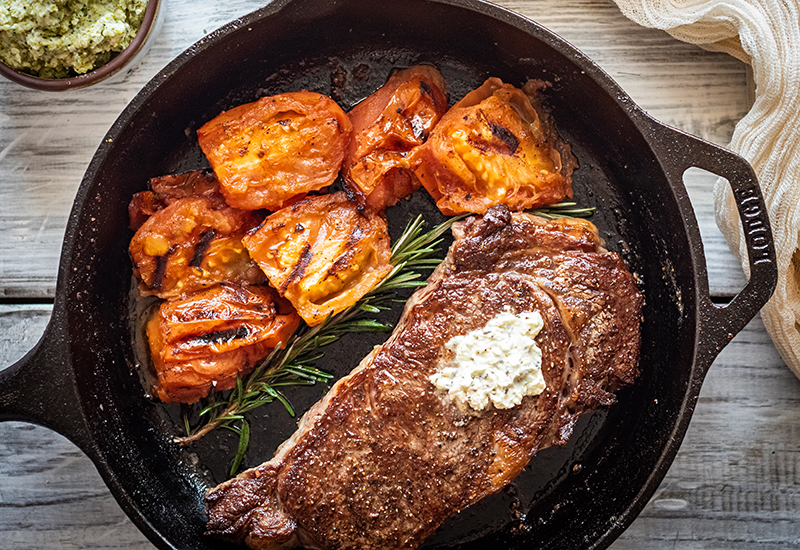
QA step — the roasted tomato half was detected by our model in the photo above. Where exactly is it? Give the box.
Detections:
[130,197,265,300]
[197,91,353,211]
[147,283,300,403]
[413,78,577,215]
[129,169,224,231]
[242,192,392,326]
[343,65,448,210]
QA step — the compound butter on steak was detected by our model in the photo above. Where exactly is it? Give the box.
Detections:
[205,205,644,550]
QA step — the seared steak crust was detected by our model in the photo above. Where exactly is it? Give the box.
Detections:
[205,206,644,550]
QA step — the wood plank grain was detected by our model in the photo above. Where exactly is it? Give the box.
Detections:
[615,314,800,548]
[0,2,261,299]
[1,309,797,548]
[0,0,749,298]
[0,422,154,550]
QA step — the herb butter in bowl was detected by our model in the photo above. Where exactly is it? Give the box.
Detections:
[0,0,163,91]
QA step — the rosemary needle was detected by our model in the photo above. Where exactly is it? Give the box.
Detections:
[531,201,595,219]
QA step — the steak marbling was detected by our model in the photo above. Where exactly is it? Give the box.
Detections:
[205,205,644,550]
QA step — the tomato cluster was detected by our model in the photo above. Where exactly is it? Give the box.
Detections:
[129,65,575,403]
[342,65,449,210]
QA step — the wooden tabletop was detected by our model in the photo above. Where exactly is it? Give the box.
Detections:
[1,0,798,548]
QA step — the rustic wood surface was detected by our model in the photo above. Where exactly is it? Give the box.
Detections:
[1,0,797,548]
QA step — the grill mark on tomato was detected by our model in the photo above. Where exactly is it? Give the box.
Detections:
[489,123,519,154]
[282,243,313,293]
[190,230,217,268]
[419,78,445,111]
[185,326,252,348]
[248,219,269,235]
[467,110,518,156]
[151,248,173,290]
[342,183,360,206]
[420,79,433,98]
[327,225,365,277]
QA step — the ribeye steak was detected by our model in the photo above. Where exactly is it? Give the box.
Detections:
[205,205,644,550]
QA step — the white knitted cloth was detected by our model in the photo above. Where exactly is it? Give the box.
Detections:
[612,0,800,378]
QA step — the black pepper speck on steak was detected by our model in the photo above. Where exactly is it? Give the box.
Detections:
[205,205,644,550]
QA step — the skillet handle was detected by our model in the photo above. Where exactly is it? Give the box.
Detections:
[645,120,778,369]
[0,315,94,454]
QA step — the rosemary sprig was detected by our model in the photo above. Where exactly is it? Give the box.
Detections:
[174,214,463,472]
[531,201,595,219]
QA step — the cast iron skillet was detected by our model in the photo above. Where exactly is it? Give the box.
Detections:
[0,0,778,548]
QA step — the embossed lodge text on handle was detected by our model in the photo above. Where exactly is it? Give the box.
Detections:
[643,117,777,371]
[735,185,772,266]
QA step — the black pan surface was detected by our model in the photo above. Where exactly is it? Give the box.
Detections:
[0,0,776,549]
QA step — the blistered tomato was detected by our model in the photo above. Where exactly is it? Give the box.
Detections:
[128,169,224,231]
[129,197,264,300]
[413,78,577,215]
[242,192,392,326]
[148,283,300,403]
[343,65,448,210]
[197,91,353,211]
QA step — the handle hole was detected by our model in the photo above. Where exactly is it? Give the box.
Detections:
[683,167,747,305]
[0,304,52,369]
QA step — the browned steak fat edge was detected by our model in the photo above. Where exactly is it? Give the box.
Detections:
[205,205,644,550]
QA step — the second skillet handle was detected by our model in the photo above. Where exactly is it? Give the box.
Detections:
[0,314,95,455]
[645,119,778,369]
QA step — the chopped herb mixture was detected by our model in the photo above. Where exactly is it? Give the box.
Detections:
[0,0,146,78]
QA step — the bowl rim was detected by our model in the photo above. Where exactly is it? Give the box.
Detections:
[0,0,161,92]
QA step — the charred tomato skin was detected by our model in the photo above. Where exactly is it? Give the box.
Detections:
[197,91,353,211]
[128,169,223,231]
[129,196,264,300]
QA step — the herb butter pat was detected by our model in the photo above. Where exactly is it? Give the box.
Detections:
[0,0,147,78]
[430,309,546,413]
